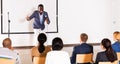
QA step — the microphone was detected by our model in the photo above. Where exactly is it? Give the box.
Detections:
[8,12,10,23]
[8,12,9,15]
[7,12,10,38]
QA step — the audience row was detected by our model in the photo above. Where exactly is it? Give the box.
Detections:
[0,31,120,64]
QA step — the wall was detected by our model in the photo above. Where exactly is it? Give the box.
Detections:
[0,0,120,64]
[0,0,120,47]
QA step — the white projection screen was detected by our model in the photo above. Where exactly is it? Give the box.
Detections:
[1,0,58,34]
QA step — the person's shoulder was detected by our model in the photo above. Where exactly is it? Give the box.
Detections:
[74,44,81,48]
[61,51,69,54]
[45,46,51,52]
[0,48,12,52]
[73,44,87,49]
[60,51,68,54]
[46,51,53,55]
[31,46,38,52]
[12,50,20,56]
[85,43,93,47]
[112,41,120,46]
[60,51,70,57]
[33,10,39,13]
[43,11,48,14]
[73,45,80,50]
[112,42,116,46]
[47,51,67,54]
[97,51,105,56]
[79,43,92,47]
[115,41,120,44]
[8,49,18,56]
[43,11,47,13]
[53,51,69,56]
[0,48,5,50]
[45,46,51,49]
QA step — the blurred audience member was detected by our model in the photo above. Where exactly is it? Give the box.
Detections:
[71,33,93,64]
[95,38,117,64]
[0,38,21,64]
[45,37,71,64]
[112,31,120,52]
[31,33,51,64]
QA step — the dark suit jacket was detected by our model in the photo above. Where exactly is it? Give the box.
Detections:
[71,43,93,64]
[29,10,50,30]
[95,51,117,64]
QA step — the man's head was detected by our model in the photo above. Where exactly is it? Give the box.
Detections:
[80,33,88,43]
[2,38,12,49]
[38,4,44,14]
[113,31,119,41]
[116,32,120,42]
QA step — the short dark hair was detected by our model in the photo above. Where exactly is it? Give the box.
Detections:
[80,33,88,42]
[38,4,44,8]
[52,37,63,50]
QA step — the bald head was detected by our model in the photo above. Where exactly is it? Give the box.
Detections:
[2,38,12,48]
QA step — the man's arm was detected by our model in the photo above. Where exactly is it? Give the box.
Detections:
[26,16,30,21]
[26,11,36,21]
[45,12,50,24]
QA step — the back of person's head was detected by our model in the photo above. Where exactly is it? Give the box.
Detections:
[116,32,120,42]
[2,38,12,49]
[52,37,63,50]
[113,31,119,41]
[101,38,117,62]
[80,33,88,43]
[37,33,47,53]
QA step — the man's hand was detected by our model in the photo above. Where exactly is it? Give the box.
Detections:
[26,16,30,21]
[45,18,49,24]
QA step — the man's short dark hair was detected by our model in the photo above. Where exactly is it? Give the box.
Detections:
[38,4,44,8]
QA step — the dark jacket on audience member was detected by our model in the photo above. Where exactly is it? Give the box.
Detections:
[95,51,117,64]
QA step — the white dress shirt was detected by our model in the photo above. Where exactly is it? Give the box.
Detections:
[45,51,71,64]
[39,13,43,24]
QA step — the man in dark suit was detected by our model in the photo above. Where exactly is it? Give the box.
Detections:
[71,33,93,64]
[26,4,50,46]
